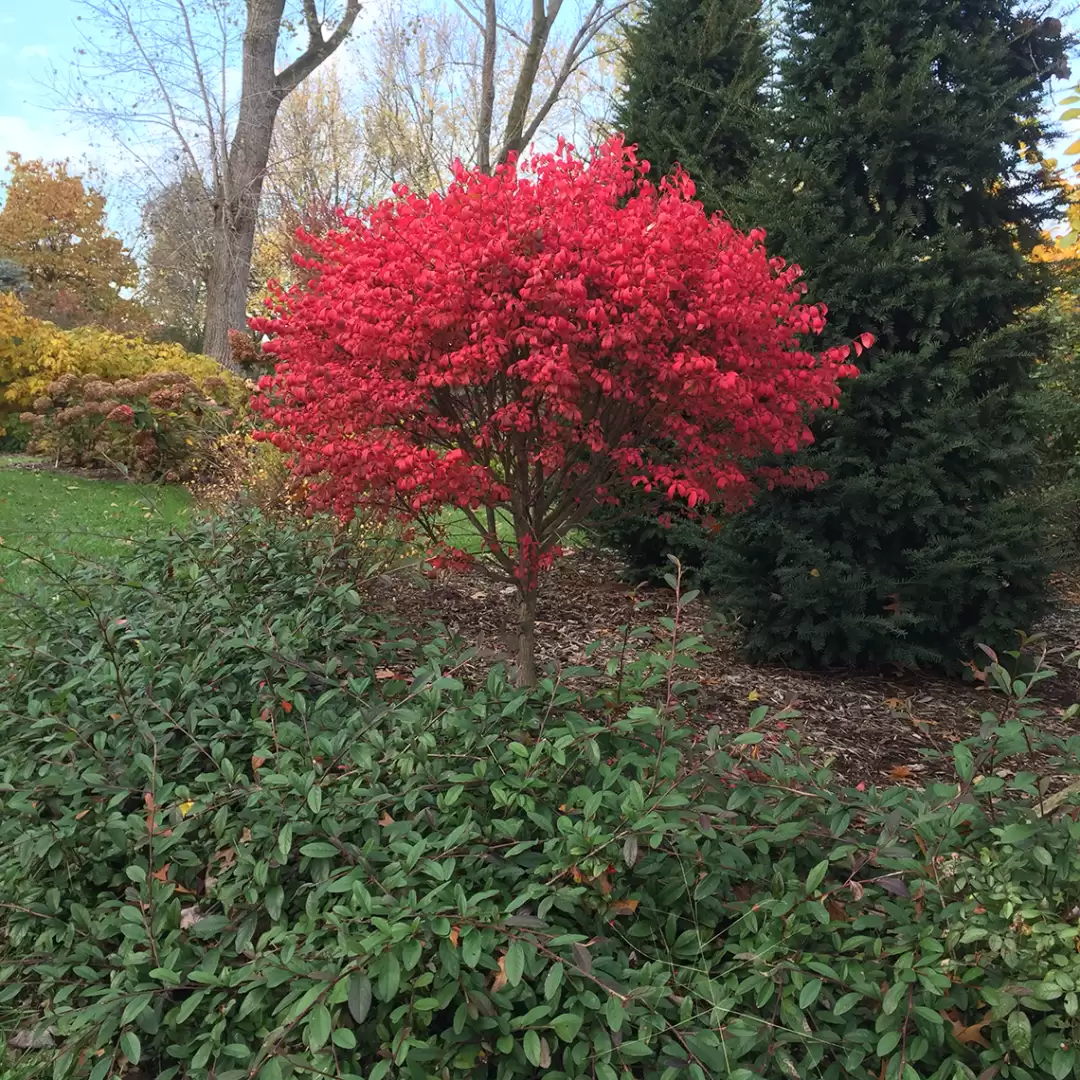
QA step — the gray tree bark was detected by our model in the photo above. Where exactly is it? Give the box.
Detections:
[203,0,361,370]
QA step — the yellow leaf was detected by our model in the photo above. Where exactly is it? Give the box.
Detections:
[747,690,760,701]
[1066,139,1080,157]
[178,801,194,817]
[809,568,821,577]
[610,898,639,916]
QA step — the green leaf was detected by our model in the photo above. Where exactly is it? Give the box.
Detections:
[278,823,293,858]
[332,1028,357,1049]
[877,1031,900,1057]
[550,1012,583,1042]
[799,979,823,1009]
[504,941,525,987]
[120,1032,141,1065]
[259,1057,283,1080]
[834,992,862,1016]
[306,1004,331,1052]
[307,786,322,814]
[348,972,372,1024]
[299,841,337,859]
[882,981,908,1016]
[377,951,400,1002]
[265,884,284,921]
[1007,1009,1031,1056]
[1052,1047,1075,1080]
[523,1030,543,1067]
[121,991,153,1025]
[805,859,829,894]
[544,963,564,1001]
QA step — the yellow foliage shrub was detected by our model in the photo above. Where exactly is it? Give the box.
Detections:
[0,293,251,431]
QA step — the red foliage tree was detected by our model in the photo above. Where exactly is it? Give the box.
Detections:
[252,137,865,684]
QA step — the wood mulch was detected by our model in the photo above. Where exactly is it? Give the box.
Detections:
[370,549,1080,787]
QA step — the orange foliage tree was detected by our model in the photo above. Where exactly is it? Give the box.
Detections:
[0,154,141,330]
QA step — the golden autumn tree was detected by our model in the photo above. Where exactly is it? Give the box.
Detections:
[0,154,141,330]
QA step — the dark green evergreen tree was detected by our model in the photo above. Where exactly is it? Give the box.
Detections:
[589,0,770,572]
[716,0,1069,668]
[615,0,768,221]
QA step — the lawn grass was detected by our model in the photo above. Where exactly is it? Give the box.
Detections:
[0,459,190,593]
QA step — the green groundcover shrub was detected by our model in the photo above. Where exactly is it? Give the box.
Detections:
[2,515,1080,1080]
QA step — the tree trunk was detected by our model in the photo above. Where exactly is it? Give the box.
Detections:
[203,0,287,371]
[204,204,259,373]
[515,586,539,687]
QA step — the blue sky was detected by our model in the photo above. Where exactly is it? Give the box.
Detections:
[3,0,1080,241]
[0,0,96,164]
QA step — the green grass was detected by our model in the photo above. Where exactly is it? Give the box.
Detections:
[0,459,190,593]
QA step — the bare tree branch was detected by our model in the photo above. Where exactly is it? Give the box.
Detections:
[277,0,363,95]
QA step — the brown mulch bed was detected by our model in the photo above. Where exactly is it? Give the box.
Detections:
[370,549,1080,787]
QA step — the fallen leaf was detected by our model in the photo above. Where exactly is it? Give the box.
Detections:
[150,864,171,883]
[75,808,91,820]
[378,811,394,826]
[747,690,760,702]
[609,898,639,916]
[449,926,460,948]
[179,906,205,930]
[251,755,265,773]
[950,1011,992,1048]
[374,668,398,680]
[281,700,293,713]
[884,698,906,710]
[214,847,236,869]
[241,827,253,843]
[809,568,820,577]
[888,765,913,780]
[492,954,508,992]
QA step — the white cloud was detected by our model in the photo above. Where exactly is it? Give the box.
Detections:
[0,113,94,163]
[19,45,50,59]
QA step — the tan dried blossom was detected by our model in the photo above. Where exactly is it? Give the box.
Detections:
[81,380,113,401]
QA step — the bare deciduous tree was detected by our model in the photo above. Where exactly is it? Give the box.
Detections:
[61,0,362,368]
[458,0,631,170]
[255,64,373,285]
[355,0,625,192]
[139,168,215,350]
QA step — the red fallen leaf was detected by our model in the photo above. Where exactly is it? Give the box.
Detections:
[448,926,460,948]
[150,864,171,882]
[609,898,639,916]
[888,765,914,779]
[251,755,266,773]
